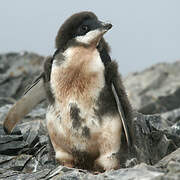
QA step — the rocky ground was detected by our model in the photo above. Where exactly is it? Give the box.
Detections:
[0,52,180,179]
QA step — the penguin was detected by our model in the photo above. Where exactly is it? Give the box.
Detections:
[44,11,134,170]
[3,11,134,171]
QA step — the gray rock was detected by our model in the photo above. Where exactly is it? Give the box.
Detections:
[0,52,180,179]
[0,104,13,124]
[131,112,179,165]
[124,61,180,114]
[0,105,180,179]
[99,164,164,180]
[0,154,31,171]
[154,148,180,180]
[0,52,44,102]
[0,169,51,180]
[161,108,180,125]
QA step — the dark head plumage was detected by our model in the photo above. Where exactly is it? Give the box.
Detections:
[56,11,97,50]
[55,11,111,64]
[56,11,110,52]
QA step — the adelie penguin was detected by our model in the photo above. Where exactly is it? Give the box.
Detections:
[3,11,134,171]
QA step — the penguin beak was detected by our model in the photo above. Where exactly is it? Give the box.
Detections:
[100,22,112,32]
[91,22,112,47]
[90,21,112,47]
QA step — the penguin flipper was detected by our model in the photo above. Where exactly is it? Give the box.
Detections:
[24,56,53,95]
[2,56,53,134]
[24,73,44,95]
[3,78,46,134]
[111,83,131,147]
[105,61,133,147]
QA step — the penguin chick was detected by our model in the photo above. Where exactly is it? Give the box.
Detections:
[3,11,134,171]
[46,11,133,171]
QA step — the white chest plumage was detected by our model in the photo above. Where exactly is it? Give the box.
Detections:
[50,47,105,107]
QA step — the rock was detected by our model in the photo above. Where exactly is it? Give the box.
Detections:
[155,148,180,169]
[0,52,44,102]
[100,164,164,180]
[0,52,180,179]
[124,61,180,114]
[0,124,27,155]
[0,105,180,179]
[0,169,51,180]
[0,104,14,124]
[161,108,180,125]
[131,112,180,165]
[0,76,23,99]
[155,148,180,180]
[0,154,32,171]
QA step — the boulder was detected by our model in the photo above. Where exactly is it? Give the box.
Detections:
[124,61,180,114]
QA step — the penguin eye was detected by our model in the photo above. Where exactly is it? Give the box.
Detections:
[81,25,89,33]
[76,24,90,37]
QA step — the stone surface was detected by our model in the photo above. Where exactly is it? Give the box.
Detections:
[0,52,180,179]
[0,52,44,105]
[124,61,180,114]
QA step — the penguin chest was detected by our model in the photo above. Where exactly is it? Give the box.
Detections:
[50,47,105,107]
[47,47,106,153]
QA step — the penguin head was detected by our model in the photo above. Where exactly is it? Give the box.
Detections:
[55,11,112,50]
